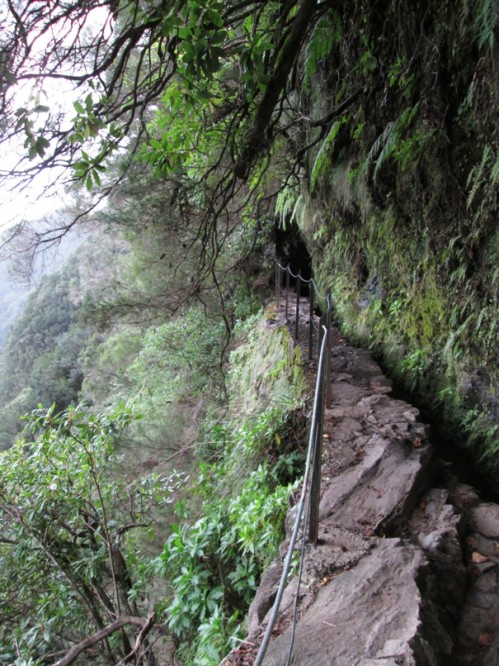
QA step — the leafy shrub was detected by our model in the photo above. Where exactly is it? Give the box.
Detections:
[156,462,298,664]
[0,403,183,665]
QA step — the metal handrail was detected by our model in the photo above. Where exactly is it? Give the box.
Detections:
[275,261,330,361]
[253,323,330,666]
[251,262,333,665]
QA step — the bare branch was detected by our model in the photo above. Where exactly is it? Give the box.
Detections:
[53,614,156,666]
[116,612,157,666]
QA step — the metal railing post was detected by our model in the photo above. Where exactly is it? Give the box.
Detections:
[308,286,314,360]
[325,292,332,408]
[295,271,301,342]
[275,263,281,306]
[285,268,290,319]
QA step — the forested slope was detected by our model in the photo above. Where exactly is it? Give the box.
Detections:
[0,231,128,449]
[0,166,302,664]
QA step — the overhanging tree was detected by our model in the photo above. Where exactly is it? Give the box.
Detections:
[2,0,495,267]
[0,0,341,260]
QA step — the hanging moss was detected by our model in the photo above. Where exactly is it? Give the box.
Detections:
[290,0,498,484]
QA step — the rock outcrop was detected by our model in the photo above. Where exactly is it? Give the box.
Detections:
[223,323,499,665]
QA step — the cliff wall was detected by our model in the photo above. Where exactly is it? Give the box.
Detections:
[280,0,498,484]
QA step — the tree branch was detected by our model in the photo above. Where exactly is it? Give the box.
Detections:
[116,612,157,666]
[54,615,154,666]
[309,88,363,128]
[234,0,318,179]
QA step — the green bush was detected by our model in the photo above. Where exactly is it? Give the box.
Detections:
[157,462,298,664]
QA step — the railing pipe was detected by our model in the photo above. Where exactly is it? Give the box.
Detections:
[252,324,329,666]
[262,260,335,662]
[285,268,290,319]
[308,355,326,545]
[295,271,301,342]
[308,287,314,360]
[325,292,332,408]
[318,311,326,360]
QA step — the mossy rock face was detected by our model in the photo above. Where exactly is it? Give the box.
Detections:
[229,309,306,418]
[210,310,308,498]
[283,1,499,482]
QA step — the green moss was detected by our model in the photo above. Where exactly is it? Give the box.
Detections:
[268,0,499,482]
[301,140,497,482]
[228,308,306,417]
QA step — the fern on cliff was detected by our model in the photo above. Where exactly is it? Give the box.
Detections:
[310,115,348,191]
[302,12,341,91]
[466,144,499,213]
[364,104,420,183]
[474,0,498,49]
[275,186,299,227]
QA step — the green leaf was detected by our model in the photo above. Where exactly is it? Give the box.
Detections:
[85,93,93,113]
[35,136,50,157]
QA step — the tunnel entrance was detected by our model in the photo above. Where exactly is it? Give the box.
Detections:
[275,221,313,294]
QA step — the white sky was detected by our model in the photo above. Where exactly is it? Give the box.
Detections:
[0,183,66,230]
[0,5,111,233]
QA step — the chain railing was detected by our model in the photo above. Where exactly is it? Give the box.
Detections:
[252,262,333,666]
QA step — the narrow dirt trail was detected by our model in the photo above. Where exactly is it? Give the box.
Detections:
[223,295,499,666]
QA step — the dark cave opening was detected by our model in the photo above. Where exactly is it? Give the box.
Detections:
[274,221,313,295]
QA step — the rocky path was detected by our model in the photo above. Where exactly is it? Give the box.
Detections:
[223,299,499,666]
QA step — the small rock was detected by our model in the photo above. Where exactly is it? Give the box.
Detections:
[421,531,442,551]
[448,482,480,510]
[472,504,499,538]
[475,561,497,575]
[468,536,480,549]
[479,633,494,647]
[472,552,490,564]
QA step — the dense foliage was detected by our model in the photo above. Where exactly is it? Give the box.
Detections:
[0,297,306,664]
[0,403,178,665]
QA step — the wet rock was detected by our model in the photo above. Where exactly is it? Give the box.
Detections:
[408,488,462,559]
[261,540,427,666]
[247,559,282,636]
[227,320,499,666]
[447,480,481,511]
[301,525,375,585]
[455,502,499,665]
[471,504,499,538]
[319,435,433,534]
